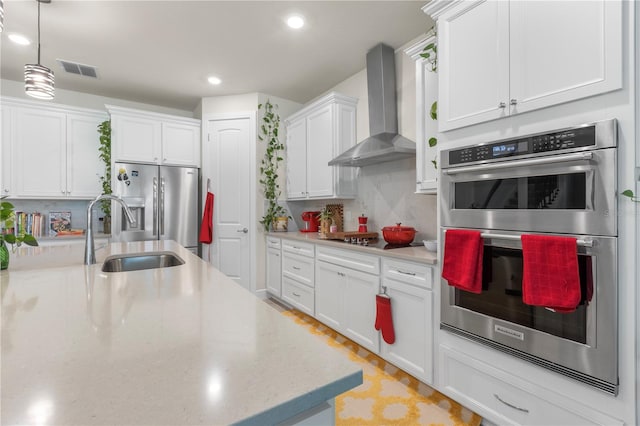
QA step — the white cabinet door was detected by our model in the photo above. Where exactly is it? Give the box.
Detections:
[305,104,334,198]
[509,0,622,114]
[380,279,433,384]
[12,108,67,197]
[66,113,104,197]
[439,0,509,131]
[266,247,282,297]
[161,121,200,167]
[2,107,13,196]
[112,114,161,163]
[343,267,380,353]
[437,0,622,131]
[285,117,307,199]
[315,260,346,331]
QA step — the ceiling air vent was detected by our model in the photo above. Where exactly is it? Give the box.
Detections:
[57,59,98,78]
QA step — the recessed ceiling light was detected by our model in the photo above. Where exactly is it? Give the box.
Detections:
[286,15,305,29]
[8,33,31,46]
[207,76,221,85]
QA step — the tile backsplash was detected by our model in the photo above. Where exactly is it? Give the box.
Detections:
[286,158,437,241]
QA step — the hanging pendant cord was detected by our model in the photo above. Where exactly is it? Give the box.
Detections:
[36,0,41,65]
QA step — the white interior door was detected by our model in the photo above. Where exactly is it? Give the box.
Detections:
[205,115,254,291]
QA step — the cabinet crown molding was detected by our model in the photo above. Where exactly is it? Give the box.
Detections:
[422,0,464,20]
[285,91,358,125]
[105,104,200,125]
[1,96,108,119]
[404,34,437,61]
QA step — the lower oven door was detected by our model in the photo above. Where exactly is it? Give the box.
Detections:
[440,228,618,394]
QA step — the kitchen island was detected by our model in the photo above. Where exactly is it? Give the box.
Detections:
[1,240,362,425]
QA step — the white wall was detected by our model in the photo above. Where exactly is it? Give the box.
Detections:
[1,79,195,117]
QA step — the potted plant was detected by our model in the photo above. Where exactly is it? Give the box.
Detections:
[97,120,112,234]
[258,100,289,232]
[0,200,39,270]
[317,207,334,235]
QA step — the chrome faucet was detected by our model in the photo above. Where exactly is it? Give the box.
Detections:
[84,194,136,265]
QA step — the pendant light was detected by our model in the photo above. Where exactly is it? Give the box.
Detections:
[25,0,54,100]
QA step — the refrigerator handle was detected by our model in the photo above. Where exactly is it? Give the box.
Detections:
[160,177,165,236]
[153,177,158,236]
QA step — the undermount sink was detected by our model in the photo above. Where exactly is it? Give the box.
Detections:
[101,251,185,273]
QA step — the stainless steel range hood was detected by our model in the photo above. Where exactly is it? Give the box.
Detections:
[329,43,416,167]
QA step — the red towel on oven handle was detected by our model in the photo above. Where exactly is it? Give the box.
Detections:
[442,229,484,294]
[375,294,395,344]
[199,192,214,244]
[521,234,581,312]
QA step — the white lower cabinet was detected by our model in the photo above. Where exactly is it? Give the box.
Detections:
[439,345,623,426]
[280,240,315,315]
[282,276,314,316]
[266,237,282,297]
[381,258,434,384]
[315,246,380,353]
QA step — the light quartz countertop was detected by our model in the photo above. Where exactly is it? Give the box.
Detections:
[1,240,362,425]
[270,232,438,265]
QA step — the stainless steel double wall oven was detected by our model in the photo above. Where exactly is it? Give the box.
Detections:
[440,119,618,394]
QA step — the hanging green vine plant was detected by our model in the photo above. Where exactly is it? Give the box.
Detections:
[621,190,639,202]
[258,100,289,231]
[97,120,112,217]
[421,25,438,169]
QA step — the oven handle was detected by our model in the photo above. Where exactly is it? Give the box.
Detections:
[443,151,593,175]
[445,230,594,248]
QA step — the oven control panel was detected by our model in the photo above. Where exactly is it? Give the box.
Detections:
[448,125,597,165]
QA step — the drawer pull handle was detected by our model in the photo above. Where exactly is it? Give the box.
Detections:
[493,394,529,413]
[292,246,302,250]
[397,270,416,276]
[292,292,301,297]
[292,266,301,270]
[275,253,280,257]
[337,272,345,277]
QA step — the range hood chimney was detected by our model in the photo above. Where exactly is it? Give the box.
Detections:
[328,43,416,167]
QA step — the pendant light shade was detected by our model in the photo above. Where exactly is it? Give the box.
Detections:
[0,0,5,33]
[25,0,54,100]
[25,64,55,99]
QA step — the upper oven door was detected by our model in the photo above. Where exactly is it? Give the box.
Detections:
[441,148,617,236]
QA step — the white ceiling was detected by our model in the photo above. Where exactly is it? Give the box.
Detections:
[1,1,432,112]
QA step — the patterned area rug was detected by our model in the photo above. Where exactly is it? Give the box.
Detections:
[282,309,482,426]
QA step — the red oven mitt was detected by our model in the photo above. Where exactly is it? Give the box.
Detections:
[442,229,484,294]
[521,234,581,312]
[375,295,395,344]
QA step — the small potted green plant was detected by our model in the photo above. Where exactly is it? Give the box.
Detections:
[97,120,112,234]
[258,100,290,232]
[0,200,39,270]
[317,207,334,235]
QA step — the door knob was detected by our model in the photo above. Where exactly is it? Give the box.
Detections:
[237,228,248,233]
[498,102,506,109]
[510,99,518,105]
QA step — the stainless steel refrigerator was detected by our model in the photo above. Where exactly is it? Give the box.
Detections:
[111,162,199,254]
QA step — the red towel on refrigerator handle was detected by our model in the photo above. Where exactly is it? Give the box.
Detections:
[375,294,395,344]
[199,192,214,244]
[442,229,484,294]
[521,234,581,312]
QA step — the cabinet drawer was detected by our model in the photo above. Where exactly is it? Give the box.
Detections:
[282,252,315,287]
[266,236,281,250]
[316,246,379,275]
[439,345,623,426]
[282,240,315,258]
[282,276,315,316]
[382,258,433,289]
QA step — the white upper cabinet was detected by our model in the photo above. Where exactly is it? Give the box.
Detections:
[285,92,357,200]
[435,0,622,131]
[405,35,439,194]
[1,98,105,199]
[108,105,201,167]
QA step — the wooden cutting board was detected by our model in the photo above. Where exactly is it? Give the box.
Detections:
[318,231,379,240]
